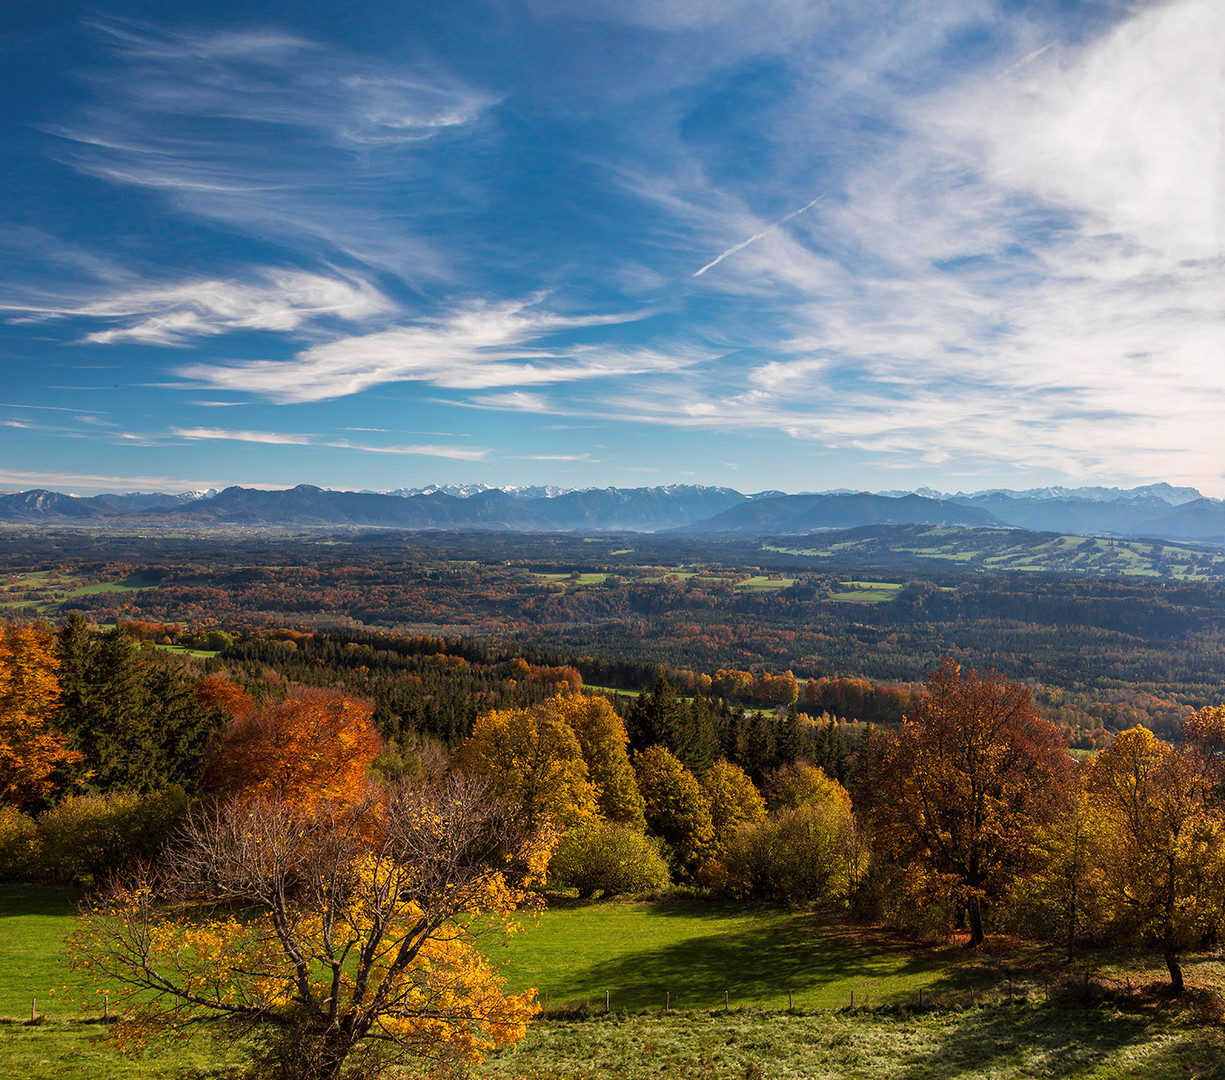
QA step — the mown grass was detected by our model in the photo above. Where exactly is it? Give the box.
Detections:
[534,573,611,586]
[734,576,796,593]
[479,1002,1225,1079]
[500,897,1064,1014]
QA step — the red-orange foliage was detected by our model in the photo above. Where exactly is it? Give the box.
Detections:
[204,687,381,808]
[192,674,255,719]
[860,659,1073,946]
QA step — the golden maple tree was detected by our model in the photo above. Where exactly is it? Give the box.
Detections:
[73,775,551,1080]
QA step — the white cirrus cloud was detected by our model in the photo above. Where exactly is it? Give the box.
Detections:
[6,270,395,345]
[176,298,700,402]
[624,0,1225,490]
[171,426,487,460]
[45,23,498,283]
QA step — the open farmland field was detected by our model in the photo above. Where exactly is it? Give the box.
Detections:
[482,1005,1225,1080]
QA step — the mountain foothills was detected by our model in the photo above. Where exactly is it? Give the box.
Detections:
[1,481,1222,543]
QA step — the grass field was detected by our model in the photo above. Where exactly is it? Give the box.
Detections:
[827,581,904,603]
[4,886,1225,1079]
[0,572,154,613]
[501,898,992,1013]
[482,1003,1225,1079]
[734,576,796,593]
[535,573,611,586]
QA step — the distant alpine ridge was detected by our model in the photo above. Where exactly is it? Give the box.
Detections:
[0,481,1222,544]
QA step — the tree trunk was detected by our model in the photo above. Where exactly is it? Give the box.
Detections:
[1065,877,1078,963]
[967,897,985,947]
[1163,942,1184,994]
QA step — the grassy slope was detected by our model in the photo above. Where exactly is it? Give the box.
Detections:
[501,898,979,1012]
[3,886,1225,1079]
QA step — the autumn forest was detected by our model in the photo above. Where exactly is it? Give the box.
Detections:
[4,525,1225,1077]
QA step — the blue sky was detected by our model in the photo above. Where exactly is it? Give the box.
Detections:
[2,0,1223,497]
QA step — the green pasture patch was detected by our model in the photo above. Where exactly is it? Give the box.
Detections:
[0,887,86,1021]
[61,578,154,598]
[0,1021,243,1080]
[501,899,1012,1014]
[153,644,218,658]
[481,1004,1225,1080]
[534,573,611,586]
[734,576,796,592]
[762,545,830,558]
[828,581,902,603]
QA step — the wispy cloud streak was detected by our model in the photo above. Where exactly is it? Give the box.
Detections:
[172,427,488,460]
[693,195,824,276]
[177,298,700,402]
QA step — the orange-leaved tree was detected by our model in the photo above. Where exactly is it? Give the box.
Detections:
[73,775,552,1080]
[0,624,82,805]
[204,686,381,808]
[860,658,1073,946]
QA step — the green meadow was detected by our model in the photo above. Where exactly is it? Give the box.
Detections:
[827,581,904,603]
[3,886,1225,1079]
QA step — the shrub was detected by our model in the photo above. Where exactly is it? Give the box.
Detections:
[0,804,40,881]
[549,821,671,898]
[722,801,864,906]
[37,786,190,886]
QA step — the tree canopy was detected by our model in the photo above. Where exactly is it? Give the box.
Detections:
[73,776,552,1080]
[861,659,1073,946]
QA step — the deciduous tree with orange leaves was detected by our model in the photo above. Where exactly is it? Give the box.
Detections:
[0,624,82,805]
[861,659,1073,946]
[203,687,381,808]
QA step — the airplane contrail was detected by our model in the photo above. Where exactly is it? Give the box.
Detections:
[693,194,825,277]
[999,42,1053,77]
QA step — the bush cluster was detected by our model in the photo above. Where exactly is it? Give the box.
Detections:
[0,787,189,886]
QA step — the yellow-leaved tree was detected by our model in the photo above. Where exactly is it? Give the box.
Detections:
[454,702,598,829]
[72,775,553,1080]
[0,624,82,805]
[1088,725,1225,992]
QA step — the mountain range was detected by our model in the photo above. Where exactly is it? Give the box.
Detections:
[0,482,1222,544]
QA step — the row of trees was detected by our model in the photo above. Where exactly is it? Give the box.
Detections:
[860,660,1225,991]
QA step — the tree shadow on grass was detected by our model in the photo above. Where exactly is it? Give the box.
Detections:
[0,885,80,919]
[891,1003,1225,1080]
[547,908,952,1011]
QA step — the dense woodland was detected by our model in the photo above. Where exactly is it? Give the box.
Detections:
[3,528,1223,746]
